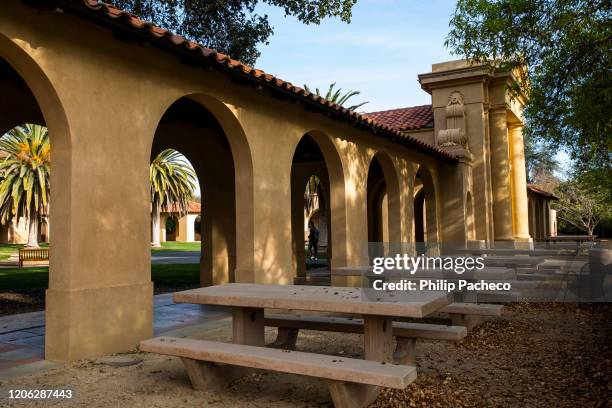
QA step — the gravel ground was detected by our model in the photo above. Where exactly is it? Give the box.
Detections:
[1,303,610,407]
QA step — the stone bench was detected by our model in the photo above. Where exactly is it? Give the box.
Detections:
[480,256,545,268]
[264,313,467,364]
[438,302,504,330]
[140,336,416,408]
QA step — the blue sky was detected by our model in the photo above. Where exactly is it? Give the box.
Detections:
[254,0,457,112]
[251,0,572,177]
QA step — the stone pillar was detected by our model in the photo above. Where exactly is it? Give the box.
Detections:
[291,165,307,279]
[45,120,153,362]
[201,176,236,286]
[438,146,473,249]
[489,108,514,242]
[159,214,167,243]
[177,215,188,241]
[509,125,531,241]
[549,208,557,236]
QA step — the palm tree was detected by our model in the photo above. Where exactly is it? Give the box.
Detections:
[304,175,321,214]
[0,124,50,248]
[150,149,197,247]
[303,83,369,111]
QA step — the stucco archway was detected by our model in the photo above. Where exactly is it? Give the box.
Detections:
[366,152,402,255]
[290,132,346,279]
[150,95,254,286]
[0,33,73,361]
[413,164,439,254]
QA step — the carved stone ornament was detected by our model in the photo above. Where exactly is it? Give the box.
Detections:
[438,91,468,149]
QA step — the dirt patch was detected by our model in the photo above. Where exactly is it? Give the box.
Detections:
[0,290,45,316]
[1,303,610,407]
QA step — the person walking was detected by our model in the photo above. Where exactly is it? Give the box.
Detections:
[307,221,320,260]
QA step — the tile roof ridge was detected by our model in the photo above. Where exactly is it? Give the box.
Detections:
[366,104,433,115]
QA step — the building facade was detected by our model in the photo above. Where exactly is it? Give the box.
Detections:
[1,0,547,361]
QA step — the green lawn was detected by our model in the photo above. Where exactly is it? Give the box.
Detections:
[0,241,199,260]
[0,263,200,290]
[151,241,201,252]
[0,243,50,261]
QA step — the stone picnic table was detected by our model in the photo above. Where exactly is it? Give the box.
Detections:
[174,283,452,362]
[141,284,458,406]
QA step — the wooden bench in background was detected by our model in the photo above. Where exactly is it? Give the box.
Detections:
[264,314,467,364]
[141,336,417,408]
[18,248,49,267]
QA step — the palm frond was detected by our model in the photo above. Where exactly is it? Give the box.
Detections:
[303,82,368,111]
[0,124,50,223]
[150,149,197,217]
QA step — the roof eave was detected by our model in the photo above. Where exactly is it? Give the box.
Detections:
[48,0,458,163]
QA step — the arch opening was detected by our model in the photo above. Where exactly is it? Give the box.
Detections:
[151,96,238,287]
[290,132,346,282]
[413,165,438,254]
[291,135,332,279]
[366,153,401,259]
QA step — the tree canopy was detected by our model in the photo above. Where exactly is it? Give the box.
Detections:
[446,0,611,170]
[112,0,356,66]
[150,149,197,247]
[524,132,558,182]
[150,149,197,217]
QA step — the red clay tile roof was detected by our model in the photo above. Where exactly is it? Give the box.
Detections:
[527,184,559,200]
[161,201,201,214]
[49,0,457,162]
[365,105,434,132]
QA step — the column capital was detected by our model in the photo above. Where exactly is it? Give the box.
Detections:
[489,105,507,115]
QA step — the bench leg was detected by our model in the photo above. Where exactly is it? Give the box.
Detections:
[393,337,416,365]
[268,327,299,350]
[327,381,380,408]
[181,358,252,391]
[450,313,483,331]
[181,358,230,391]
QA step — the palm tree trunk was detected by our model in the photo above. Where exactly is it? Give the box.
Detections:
[27,212,39,248]
[151,195,162,248]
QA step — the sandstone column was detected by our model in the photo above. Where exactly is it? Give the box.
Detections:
[489,108,514,241]
[509,124,531,241]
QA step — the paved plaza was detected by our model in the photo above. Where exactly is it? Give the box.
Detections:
[0,293,230,380]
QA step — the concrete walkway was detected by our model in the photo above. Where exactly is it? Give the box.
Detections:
[0,293,230,380]
[150,250,201,264]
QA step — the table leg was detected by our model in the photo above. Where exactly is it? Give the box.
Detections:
[232,307,265,346]
[363,315,394,362]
